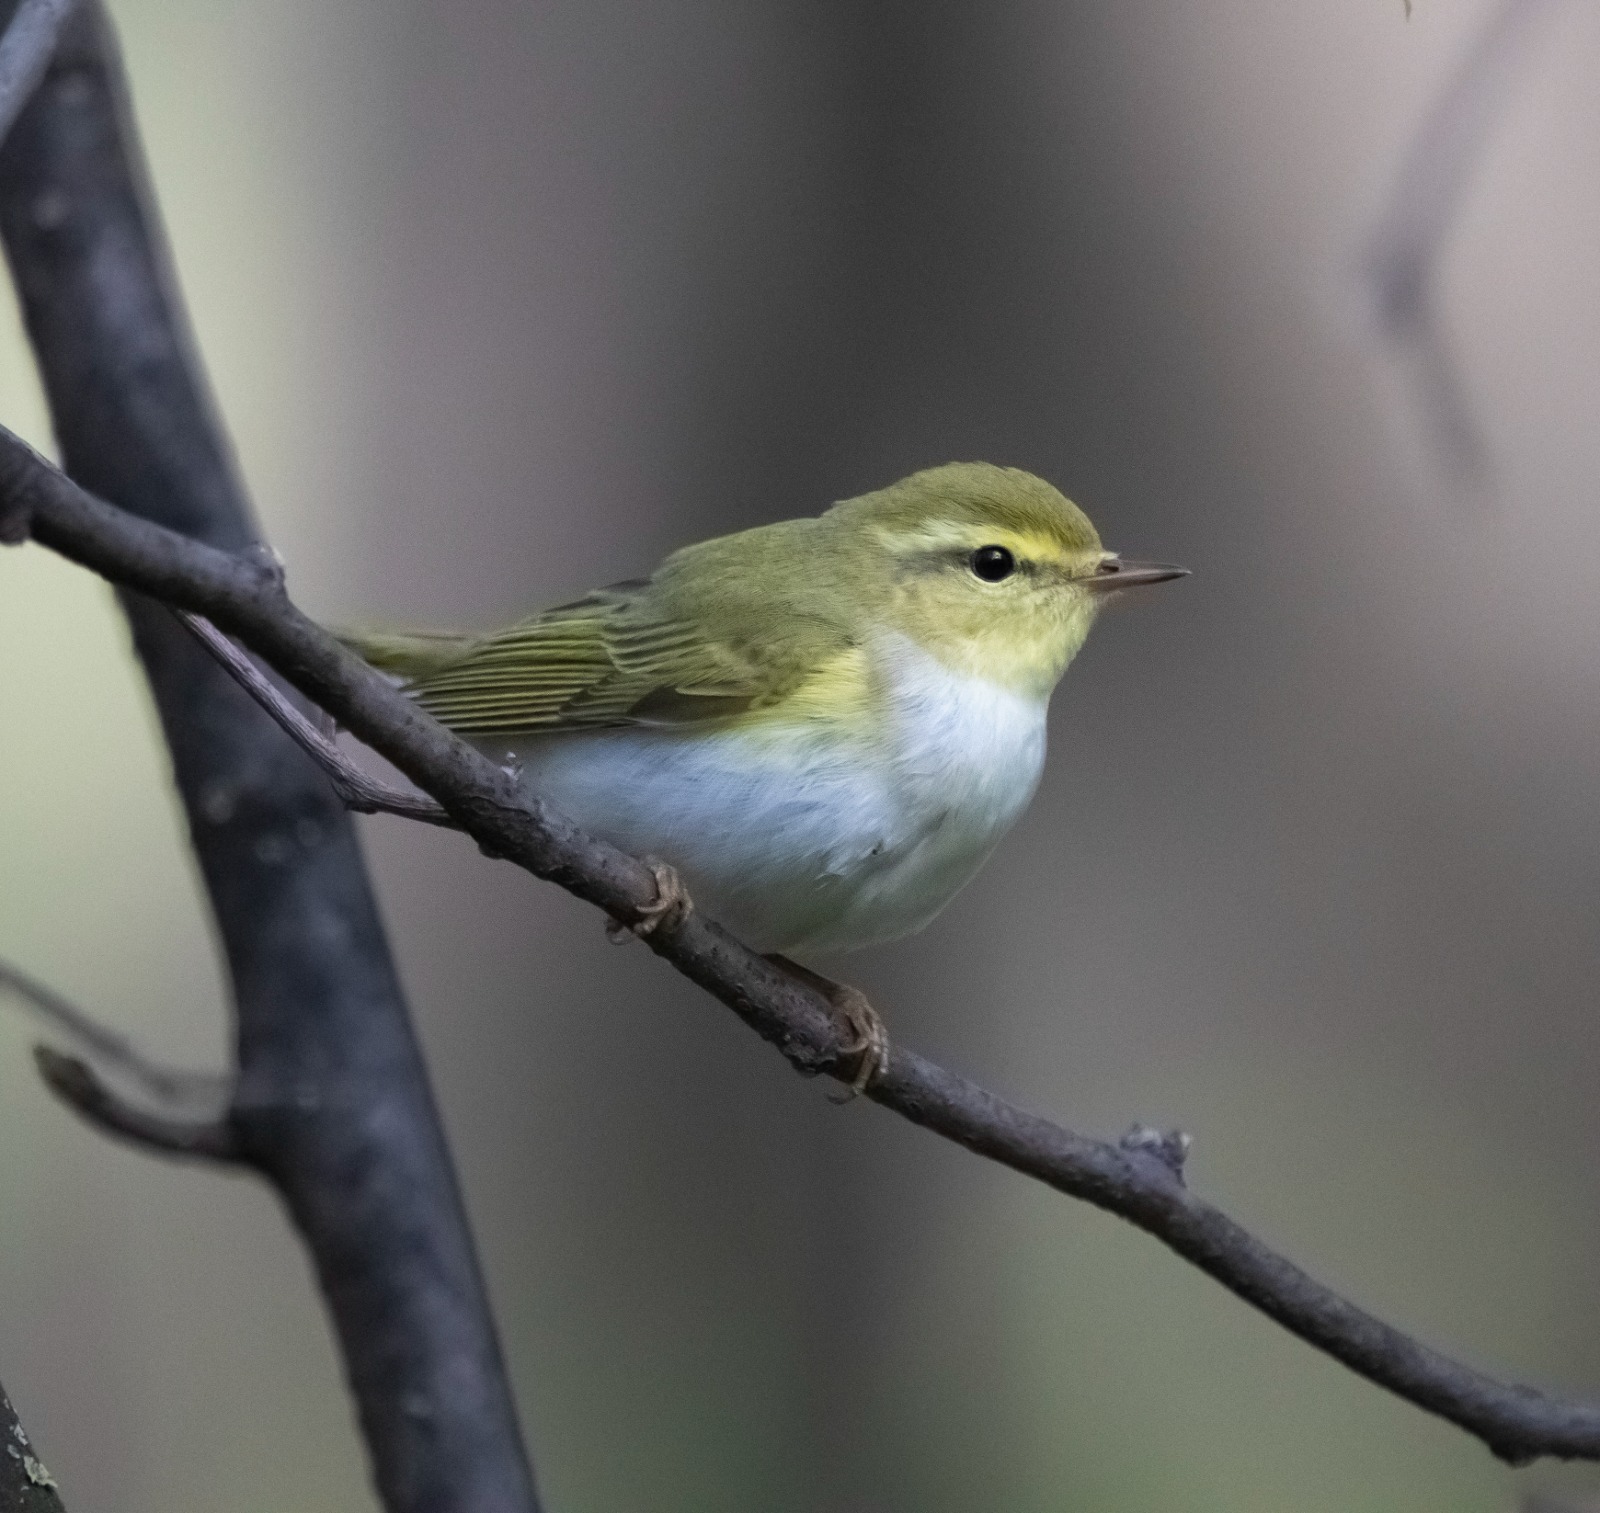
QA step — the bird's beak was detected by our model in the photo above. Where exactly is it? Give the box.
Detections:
[1084,556,1190,593]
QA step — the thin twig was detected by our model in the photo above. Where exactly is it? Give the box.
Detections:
[0,956,225,1111]
[176,610,455,827]
[0,955,234,1157]
[1363,0,1562,487]
[35,1047,238,1161]
[0,0,75,148]
[7,429,1600,1466]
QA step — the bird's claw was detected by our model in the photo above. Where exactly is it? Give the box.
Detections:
[607,859,692,943]
[763,954,891,1100]
[825,983,890,1102]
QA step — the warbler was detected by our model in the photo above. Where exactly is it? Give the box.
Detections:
[344,462,1185,1089]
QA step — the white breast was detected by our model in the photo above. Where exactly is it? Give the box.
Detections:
[504,634,1048,960]
[837,633,1048,950]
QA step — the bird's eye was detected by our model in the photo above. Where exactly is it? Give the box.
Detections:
[969,545,1016,582]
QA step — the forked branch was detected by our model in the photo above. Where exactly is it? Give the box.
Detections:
[5,426,1599,1467]
[175,610,454,827]
[1363,0,1563,485]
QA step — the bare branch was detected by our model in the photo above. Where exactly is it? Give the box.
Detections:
[35,1047,238,1161]
[6,429,1598,1467]
[0,0,74,148]
[0,957,228,1112]
[1363,0,1562,486]
[176,610,456,827]
[0,956,234,1159]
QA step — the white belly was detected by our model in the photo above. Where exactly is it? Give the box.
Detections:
[503,636,1047,960]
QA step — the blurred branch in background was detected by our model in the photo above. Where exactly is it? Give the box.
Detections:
[0,958,235,1156]
[0,957,228,1114]
[1363,0,1562,489]
[7,430,1600,1471]
[0,1380,65,1513]
[0,4,539,1512]
[0,0,74,144]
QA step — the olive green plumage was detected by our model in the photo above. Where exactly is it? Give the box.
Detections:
[338,462,1110,738]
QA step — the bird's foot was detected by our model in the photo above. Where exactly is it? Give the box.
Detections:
[607,858,692,944]
[825,981,890,1102]
[766,955,889,1099]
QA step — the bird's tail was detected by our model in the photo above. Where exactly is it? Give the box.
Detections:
[334,626,476,681]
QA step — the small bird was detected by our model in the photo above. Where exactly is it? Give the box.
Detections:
[344,462,1185,1091]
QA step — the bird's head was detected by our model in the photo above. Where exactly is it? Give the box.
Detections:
[825,462,1186,697]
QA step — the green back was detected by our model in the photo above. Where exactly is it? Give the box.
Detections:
[343,517,853,736]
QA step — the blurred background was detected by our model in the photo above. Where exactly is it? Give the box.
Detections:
[4,0,1600,1508]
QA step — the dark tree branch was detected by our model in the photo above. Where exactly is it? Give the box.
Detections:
[0,8,540,1512]
[0,1381,66,1513]
[1363,0,1562,487]
[6,429,1600,1468]
[177,610,456,827]
[0,0,74,149]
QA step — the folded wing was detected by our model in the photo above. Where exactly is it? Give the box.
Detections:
[342,576,846,737]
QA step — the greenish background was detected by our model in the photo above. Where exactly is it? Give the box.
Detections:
[5,1,1600,1509]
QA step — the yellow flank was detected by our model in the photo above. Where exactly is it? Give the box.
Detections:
[739,644,877,737]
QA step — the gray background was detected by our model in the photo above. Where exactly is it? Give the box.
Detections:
[5,1,1600,1508]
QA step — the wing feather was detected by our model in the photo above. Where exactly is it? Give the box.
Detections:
[344,515,853,737]
[390,571,848,736]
